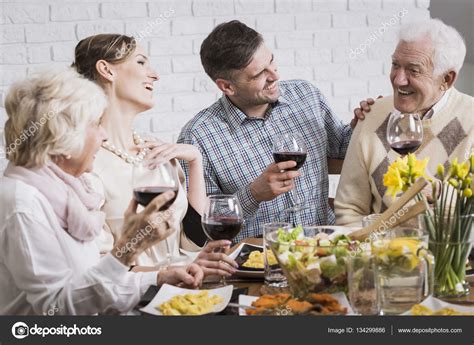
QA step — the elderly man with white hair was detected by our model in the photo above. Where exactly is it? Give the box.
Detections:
[335,18,473,225]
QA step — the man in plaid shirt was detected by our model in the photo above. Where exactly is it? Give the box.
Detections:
[178,21,364,242]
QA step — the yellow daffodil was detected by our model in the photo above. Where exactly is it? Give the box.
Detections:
[419,154,473,296]
[396,156,409,176]
[411,156,429,182]
[436,164,445,179]
[384,164,404,197]
[463,188,472,198]
[448,158,459,179]
[383,153,429,198]
[449,178,459,188]
[457,161,470,180]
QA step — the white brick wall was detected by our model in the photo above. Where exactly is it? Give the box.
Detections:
[0,0,430,173]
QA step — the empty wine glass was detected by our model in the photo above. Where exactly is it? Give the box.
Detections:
[132,160,182,268]
[201,195,244,286]
[386,111,423,156]
[272,133,308,213]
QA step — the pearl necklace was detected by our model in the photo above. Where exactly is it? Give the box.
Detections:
[101,131,148,165]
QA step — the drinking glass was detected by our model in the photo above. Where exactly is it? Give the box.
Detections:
[346,255,380,315]
[372,227,433,315]
[201,195,244,286]
[263,222,291,288]
[386,111,423,156]
[272,133,308,213]
[132,160,181,268]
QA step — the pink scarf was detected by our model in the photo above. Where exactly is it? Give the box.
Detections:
[4,162,105,242]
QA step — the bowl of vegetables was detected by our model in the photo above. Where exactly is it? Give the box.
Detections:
[266,225,360,298]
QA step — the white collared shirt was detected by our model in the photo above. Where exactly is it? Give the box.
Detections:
[424,88,452,120]
[0,176,157,315]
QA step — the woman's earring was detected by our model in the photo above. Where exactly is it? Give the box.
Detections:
[65,155,71,160]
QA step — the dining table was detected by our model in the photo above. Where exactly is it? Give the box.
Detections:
[138,238,474,315]
[208,237,474,305]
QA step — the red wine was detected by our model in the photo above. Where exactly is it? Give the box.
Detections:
[201,217,243,241]
[273,151,307,170]
[133,186,178,210]
[390,140,422,155]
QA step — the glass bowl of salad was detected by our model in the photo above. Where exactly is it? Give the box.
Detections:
[265,225,360,298]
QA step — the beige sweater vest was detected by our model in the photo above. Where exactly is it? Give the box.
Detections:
[335,88,474,226]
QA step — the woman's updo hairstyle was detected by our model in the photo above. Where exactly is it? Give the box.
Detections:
[72,34,137,82]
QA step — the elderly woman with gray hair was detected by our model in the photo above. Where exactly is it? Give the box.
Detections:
[0,68,203,315]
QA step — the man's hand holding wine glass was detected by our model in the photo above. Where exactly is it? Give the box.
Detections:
[250,161,300,202]
[272,133,308,212]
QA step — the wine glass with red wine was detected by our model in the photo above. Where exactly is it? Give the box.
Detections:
[201,195,244,286]
[272,133,308,213]
[386,111,423,156]
[132,160,181,268]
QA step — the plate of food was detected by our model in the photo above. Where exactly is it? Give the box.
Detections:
[140,284,233,316]
[238,292,354,316]
[403,296,474,316]
[230,243,278,278]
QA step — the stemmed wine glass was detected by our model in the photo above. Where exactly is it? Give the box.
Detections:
[272,133,308,213]
[201,195,244,286]
[132,160,182,268]
[386,111,423,156]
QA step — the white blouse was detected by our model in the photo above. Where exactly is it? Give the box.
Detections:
[0,176,157,315]
[90,148,199,267]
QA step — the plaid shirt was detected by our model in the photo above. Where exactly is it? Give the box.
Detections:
[178,80,352,242]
